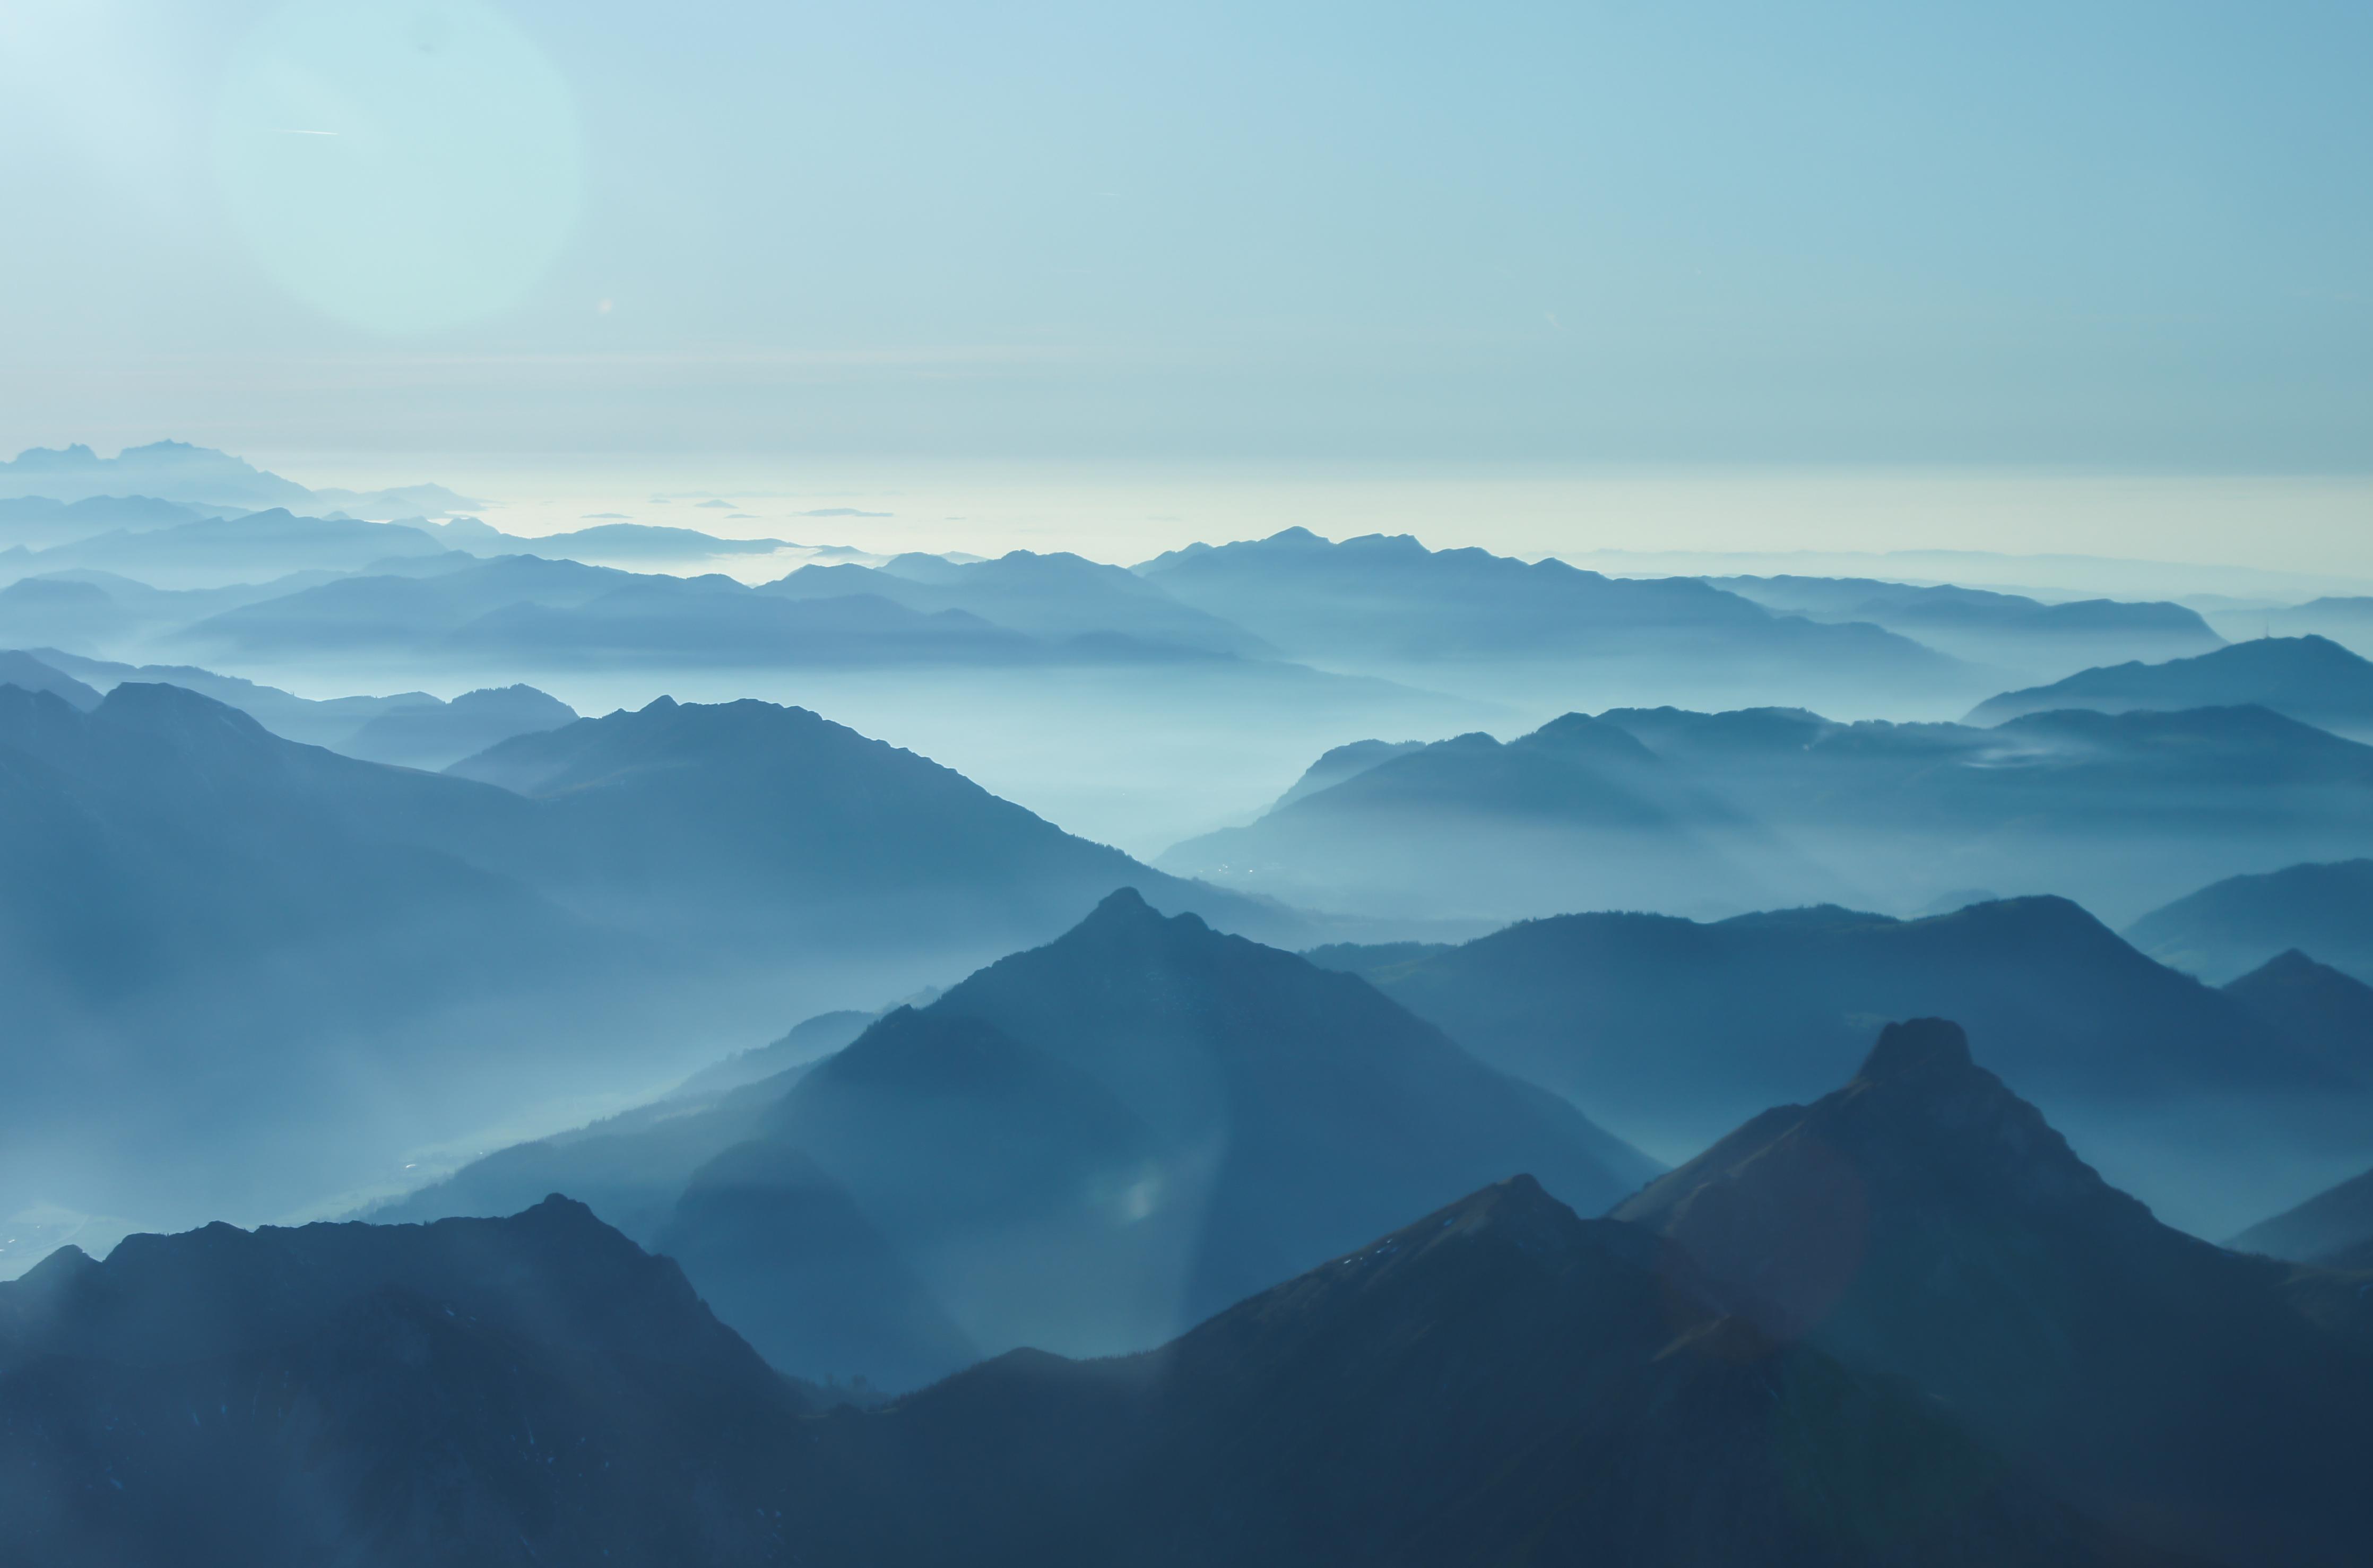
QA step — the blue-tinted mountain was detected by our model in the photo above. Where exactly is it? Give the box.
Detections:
[1711,574,2223,678]
[0,1176,2181,1568]
[2257,595,2373,657]
[0,1197,817,1567]
[173,553,631,652]
[11,508,460,589]
[0,649,99,709]
[0,440,470,517]
[653,1140,978,1391]
[1967,635,2373,736]
[833,1174,2167,1568]
[1163,712,1804,920]
[1132,528,1971,706]
[388,890,1653,1379]
[2126,860,2373,984]
[0,683,1304,1237]
[1330,896,2363,1233]
[0,440,316,507]
[1171,701,2373,924]
[767,549,1274,656]
[2229,1158,2373,1265]
[1616,1018,2373,1568]
[25,646,573,762]
[2219,949,2373,1086]
[339,683,578,769]
[0,493,215,549]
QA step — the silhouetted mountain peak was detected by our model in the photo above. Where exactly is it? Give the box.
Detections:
[1856,1016,1973,1081]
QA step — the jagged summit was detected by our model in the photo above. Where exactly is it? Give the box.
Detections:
[1857,1016,1973,1080]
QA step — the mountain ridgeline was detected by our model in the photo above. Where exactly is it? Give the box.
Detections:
[11,1021,2360,1566]
[0,680,1304,1238]
[384,889,1657,1384]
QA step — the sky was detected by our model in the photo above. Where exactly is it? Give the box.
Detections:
[4,1,2372,550]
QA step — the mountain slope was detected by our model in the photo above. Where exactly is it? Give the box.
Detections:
[2220,949,2373,1082]
[0,683,1307,1241]
[1615,1019,2373,1568]
[838,1175,2166,1568]
[1339,896,2361,1233]
[384,890,1655,1377]
[2228,1163,2373,1265]
[0,1198,811,1567]
[1967,635,2373,735]
[1163,712,1806,920]
[0,1181,2178,1568]
[2126,859,2373,984]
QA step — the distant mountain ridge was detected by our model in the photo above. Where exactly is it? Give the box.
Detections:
[2126,859,2373,984]
[1967,635,2373,736]
[0,682,1304,1239]
[1171,700,2373,925]
[1320,894,2370,1234]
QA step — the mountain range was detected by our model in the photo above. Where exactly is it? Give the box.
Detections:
[20,1023,2362,1565]
[1171,701,2373,924]
[2125,859,2373,984]
[0,440,474,515]
[1967,635,2373,738]
[1616,1018,2373,1568]
[1710,573,2224,679]
[1311,895,2373,1235]
[1133,527,1976,709]
[0,681,1300,1240]
[384,889,1655,1385]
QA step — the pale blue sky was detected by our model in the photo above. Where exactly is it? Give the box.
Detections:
[4,1,2370,466]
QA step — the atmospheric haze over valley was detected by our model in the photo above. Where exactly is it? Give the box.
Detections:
[8,4,2373,1566]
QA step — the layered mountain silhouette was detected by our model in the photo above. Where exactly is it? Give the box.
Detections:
[1616,1019,2373,1568]
[826,1174,2171,1567]
[1967,635,2373,737]
[2229,1160,2373,1266]
[767,549,1274,657]
[0,683,1299,1237]
[2126,859,2373,984]
[3,1165,2203,1565]
[389,890,1656,1384]
[1163,712,1821,920]
[0,649,99,708]
[2220,949,2373,1082]
[7,509,456,589]
[0,440,471,515]
[1712,574,2223,678]
[1319,896,2368,1233]
[1132,527,1971,708]
[0,1198,816,1567]
[16,647,577,766]
[1173,701,2373,924]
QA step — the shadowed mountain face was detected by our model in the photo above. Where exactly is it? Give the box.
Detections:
[385,891,1656,1383]
[2126,860,2373,984]
[0,682,1298,1241]
[1967,635,2373,737]
[1190,701,2373,925]
[2221,950,2373,1082]
[1616,1020,2373,1568]
[8,509,456,590]
[0,1199,815,1568]
[0,1183,2179,1568]
[830,1176,2167,1568]
[1326,897,2369,1233]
